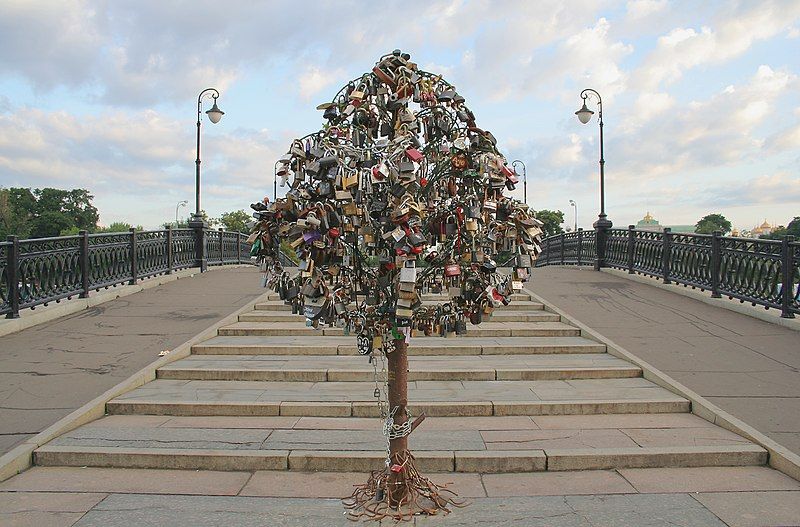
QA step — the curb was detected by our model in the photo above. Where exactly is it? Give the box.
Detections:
[0,264,256,338]
[0,288,270,483]
[525,286,800,483]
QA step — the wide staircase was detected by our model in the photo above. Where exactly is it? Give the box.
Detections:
[32,292,767,475]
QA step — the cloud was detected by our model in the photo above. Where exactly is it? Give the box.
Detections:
[712,171,800,207]
[626,0,668,20]
[549,133,584,167]
[632,0,800,91]
[297,65,346,101]
[0,0,106,90]
[611,65,796,182]
[0,105,286,226]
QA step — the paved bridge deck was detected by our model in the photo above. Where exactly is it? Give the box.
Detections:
[1,265,799,526]
[0,266,263,456]
[529,266,800,457]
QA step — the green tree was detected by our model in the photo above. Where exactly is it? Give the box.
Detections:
[695,213,731,235]
[0,188,35,238]
[788,217,800,237]
[97,222,143,233]
[216,210,251,232]
[533,209,565,237]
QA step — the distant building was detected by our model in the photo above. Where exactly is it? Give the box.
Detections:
[636,212,660,231]
[635,212,695,233]
[750,220,776,237]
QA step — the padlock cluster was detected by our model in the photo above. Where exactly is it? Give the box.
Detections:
[250,50,543,343]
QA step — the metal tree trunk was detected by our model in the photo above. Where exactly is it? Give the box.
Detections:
[387,337,409,506]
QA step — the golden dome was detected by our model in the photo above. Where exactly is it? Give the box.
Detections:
[759,219,771,229]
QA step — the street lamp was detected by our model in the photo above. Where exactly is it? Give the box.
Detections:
[191,88,224,225]
[575,88,611,230]
[575,88,612,270]
[175,200,188,226]
[511,160,527,204]
[569,199,577,232]
[273,160,280,202]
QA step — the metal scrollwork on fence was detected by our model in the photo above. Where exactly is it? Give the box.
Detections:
[2,228,253,318]
[792,241,800,313]
[136,231,169,279]
[17,235,84,308]
[0,242,11,313]
[88,233,133,289]
[172,229,196,270]
[718,237,782,307]
[668,233,713,289]
[535,228,798,319]
[605,229,629,268]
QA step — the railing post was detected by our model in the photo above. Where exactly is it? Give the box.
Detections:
[219,228,225,264]
[5,235,20,319]
[781,235,795,319]
[577,228,583,266]
[560,234,565,265]
[237,232,242,264]
[594,220,611,271]
[711,231,722,298]
[189,219,207,272]
[79,230,89,298]
[627,225,635,274]
[166,226,174,275]
[662,227,672,284]
[129,228,138,285]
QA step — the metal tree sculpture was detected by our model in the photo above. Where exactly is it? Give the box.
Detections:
[249,50,542,521]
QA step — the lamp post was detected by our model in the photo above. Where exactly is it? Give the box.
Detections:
[191,88,224,224]
[190,88,224,272]
[575,88,612,269]
[511,160,527,204]
[569,199,577,232]
[175,200,188,226]
[273,160,280,202]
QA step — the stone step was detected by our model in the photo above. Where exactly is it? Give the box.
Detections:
[156,353,642,382]
[217,321,581,338]
[105,378,689,417]
[419,293,533,302]
[192,336,606,356]
[254,300,546,312]
[35,412,764,473]
[238,310,562,324]
[33,442,765,473]
[266,292,534,302]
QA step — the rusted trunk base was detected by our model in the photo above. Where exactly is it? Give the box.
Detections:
[342,449,465,522]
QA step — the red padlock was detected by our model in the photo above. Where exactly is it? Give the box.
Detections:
[328,227,340,238]
[390,464,404,473]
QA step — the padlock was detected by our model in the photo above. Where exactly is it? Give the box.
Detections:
[444,261,461,277]
[400,260,416,283]
[444,214,458,236]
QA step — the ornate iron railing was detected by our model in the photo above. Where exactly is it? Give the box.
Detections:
[1,227,252,318]
[536,226,799,319]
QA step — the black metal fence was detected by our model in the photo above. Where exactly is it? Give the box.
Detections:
[1,227,252,318]
[535,226,799,319]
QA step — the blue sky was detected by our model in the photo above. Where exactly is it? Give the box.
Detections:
[0,0,798,232]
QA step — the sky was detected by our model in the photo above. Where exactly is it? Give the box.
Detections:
[0,0,798,232]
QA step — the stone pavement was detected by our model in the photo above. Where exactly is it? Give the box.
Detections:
[529,266,800,457]
[2,465,799,526]
[0,266,263,456]
[2,279,799,525]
